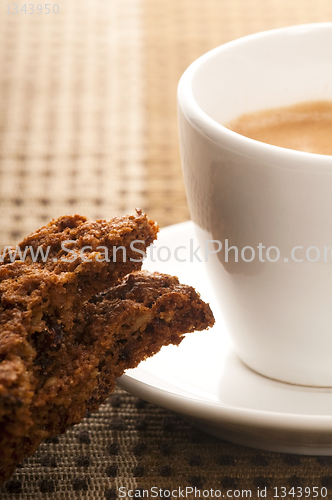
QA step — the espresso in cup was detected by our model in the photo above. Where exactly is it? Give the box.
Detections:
[178,23,332,387]
[225,100,332,155]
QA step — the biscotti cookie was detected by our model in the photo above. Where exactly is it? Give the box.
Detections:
[0,213,214,484]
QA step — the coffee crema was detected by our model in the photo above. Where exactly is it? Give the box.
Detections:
[225,101,332,156]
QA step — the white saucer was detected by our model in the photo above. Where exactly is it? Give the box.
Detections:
[117,221,332,455]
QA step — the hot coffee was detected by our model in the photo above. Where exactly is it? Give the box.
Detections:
[225,101,332,155]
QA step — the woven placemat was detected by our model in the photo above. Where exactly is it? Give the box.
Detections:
[1,0,332,498]
[0,0,147,247]
[2,388,332,500]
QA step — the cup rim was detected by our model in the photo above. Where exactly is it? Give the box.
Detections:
[177,22,332,167]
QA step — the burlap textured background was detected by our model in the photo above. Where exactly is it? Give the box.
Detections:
[1,0,332,498]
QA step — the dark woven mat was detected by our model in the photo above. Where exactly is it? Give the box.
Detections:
[2,388,332,499]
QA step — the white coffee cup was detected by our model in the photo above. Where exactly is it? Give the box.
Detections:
[177,23,332,387]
